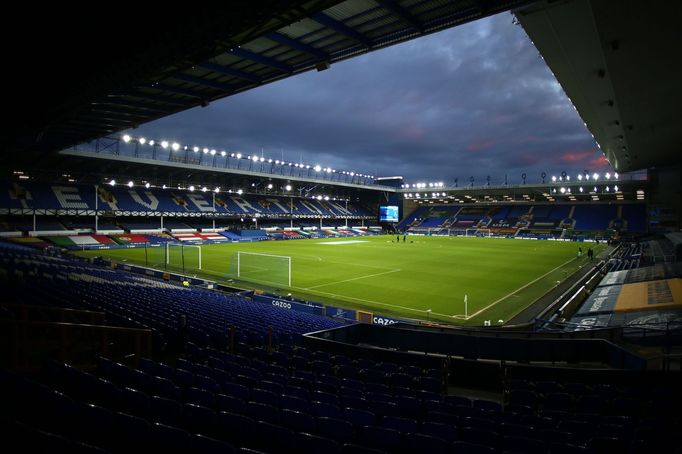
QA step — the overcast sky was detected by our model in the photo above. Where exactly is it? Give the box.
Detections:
[135,12,613,185]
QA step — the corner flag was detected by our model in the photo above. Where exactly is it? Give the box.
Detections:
[464,294,468,318]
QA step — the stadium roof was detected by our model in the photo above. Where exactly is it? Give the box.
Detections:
[5,0,532,171]
[518,0,682,173]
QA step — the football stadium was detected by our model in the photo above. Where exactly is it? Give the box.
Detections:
[2,1,682,452]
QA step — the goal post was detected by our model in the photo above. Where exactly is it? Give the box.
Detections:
[228,251,291,287]
[465,228,491,237]
[165,243,202,273]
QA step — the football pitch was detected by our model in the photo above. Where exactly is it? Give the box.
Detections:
[77,236,603,325]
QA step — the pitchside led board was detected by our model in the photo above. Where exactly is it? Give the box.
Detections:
[379,205,399,223]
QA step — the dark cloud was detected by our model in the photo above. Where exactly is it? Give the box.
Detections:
[135,12,613,185]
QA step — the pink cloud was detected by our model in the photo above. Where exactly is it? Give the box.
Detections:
[466,140,495,153]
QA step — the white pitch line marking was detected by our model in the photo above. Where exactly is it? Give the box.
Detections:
[304,269,402,290]
[465,256,578,320]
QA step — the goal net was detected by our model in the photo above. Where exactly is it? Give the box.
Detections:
[227,251,291,287]
[148,243,202,274]
[465,228,491,237]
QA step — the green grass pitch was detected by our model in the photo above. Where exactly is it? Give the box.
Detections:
[77,236,604,325]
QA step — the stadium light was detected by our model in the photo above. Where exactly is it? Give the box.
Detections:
[149,140,155,146]
[305,165,310,169]
[161,141,169,149]
[210,149,216,155]
[579,187,583,192]
[184,146,188,151]
[614,185,619,192]
[202,186,208,192]
[203,148,209,154]
[560,187,566,193]
[267,183,273,189]
[578,174,583,180]
[123,134,131,143]
[551,176,557,182]
[192,146,199,153]
[605,172,611,179]
[189,185,195,192]
[252,155,259,161]
[221,151,226,156]
[605,186,610,192]
[109,179,116,186]
[127,181,134,188]
[260,157,265,162]
[237,189,243,195]
[236,153,242,159]
[275,160,280,164]
[139,137,147,145]
[350,172,355,176]
[268,159,272,163]
[171,142,180,151]
[162,184,167,189]
[214,187,220,193]
[614,172,619,179]
[592,173,599,180]
[566,175,570,181]
[145,182,150,189]
[314,165,321,172]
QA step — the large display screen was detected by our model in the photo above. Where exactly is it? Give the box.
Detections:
[379,205,399,222]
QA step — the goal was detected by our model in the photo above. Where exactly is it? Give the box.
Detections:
[465,228,491,237]
[227,251,291,287]
[164,243,202,273]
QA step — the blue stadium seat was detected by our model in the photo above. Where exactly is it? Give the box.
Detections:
[281,409,316,433]
[296,432,341,454]
[419,422,457,443]
[191,434,235,454]
[316,417,355,442]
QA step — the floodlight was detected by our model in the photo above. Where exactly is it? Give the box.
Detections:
[171,142,180,151]
[184,146,188,150]
[350,172,355,176]
[123,134,131,143]
[221,151,226,156]
[275,160,280,164]
[305,165,310,169]
[162,184,167,189]
[139,137,147,145]
[193,146,200,152]
[203,148,209,154]
[236,153,242,159]
[578,174,583,180]
[202,187,207,192]
[268,159,272,163]
[109,179,116,186]
[210,149,216,155]
[592,173,599,180]
[145,182,150,189]
[560,187,566,193]
[267,183,273,189]
[614,172,619,179]
[552,176,557,182]
[252,155,258,161]
[314,165,321,172]
[214,187,220,193]
[605,186,610,192]
[614,185,619,192]
[149,140,155,146]
[579,187,583,192]
[189,185,195,192]
[127,181,134,188]
[285,185,292,191]
[605,172,611,179]
[161,141,169,149]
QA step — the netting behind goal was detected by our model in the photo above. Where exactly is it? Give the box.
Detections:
[226,251,291,288]
[146,243,201,274]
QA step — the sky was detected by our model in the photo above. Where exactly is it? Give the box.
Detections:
[135,11,613,186]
